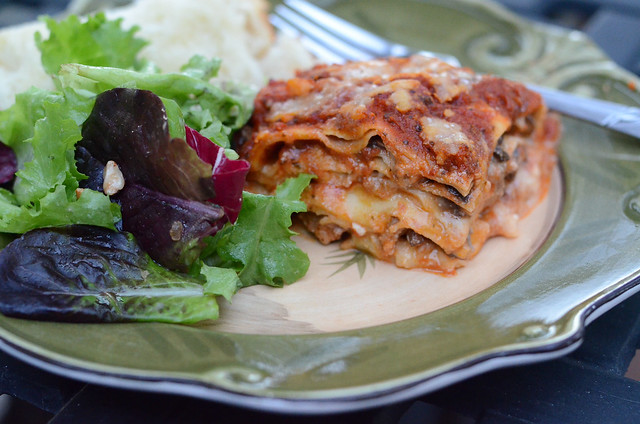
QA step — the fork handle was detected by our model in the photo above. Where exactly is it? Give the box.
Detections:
[528,84,640,139]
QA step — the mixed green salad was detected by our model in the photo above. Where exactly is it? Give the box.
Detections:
[0,13,312,324]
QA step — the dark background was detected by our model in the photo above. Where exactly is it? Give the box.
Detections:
[0,0,639,423]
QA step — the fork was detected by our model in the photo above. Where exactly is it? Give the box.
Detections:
[270,0,640,140]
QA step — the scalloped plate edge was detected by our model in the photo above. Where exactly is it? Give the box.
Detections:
[0,274,638,414]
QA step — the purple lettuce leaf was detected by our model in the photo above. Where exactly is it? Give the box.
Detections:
[185,126,249,223]
[76,147,225,272]
[80,88,250,224]
[75,146,105,192]
[115,183,225,272]
[80,88,216,201]
[77,88,251,270]
[0,225,220,323]
[0,143,17,185]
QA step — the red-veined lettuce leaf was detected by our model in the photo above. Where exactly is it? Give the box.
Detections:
[185,126,249,223]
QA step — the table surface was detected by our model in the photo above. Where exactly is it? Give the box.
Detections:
[1,0,640,423]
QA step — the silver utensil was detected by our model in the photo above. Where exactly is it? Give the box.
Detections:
[271,0,640,139]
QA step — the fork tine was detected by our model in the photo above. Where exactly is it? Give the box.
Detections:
[269,14,348,64]
[272,4,374,63]
[279,0,462,67]
[282,0,412,58]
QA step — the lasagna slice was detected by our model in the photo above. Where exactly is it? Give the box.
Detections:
[236,55,560,274]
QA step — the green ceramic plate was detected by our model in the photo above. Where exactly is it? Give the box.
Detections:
[1,0,640,414]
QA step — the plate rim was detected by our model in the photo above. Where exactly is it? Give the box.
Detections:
[1,0,640,415]
[0,272,639,414]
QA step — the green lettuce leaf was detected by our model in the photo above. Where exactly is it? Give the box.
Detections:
[0,95,121,233]
[57,63,253,146]
[209,174,314,287]
[13,101,83,203]
[0,185,120,233]
[35,13,147,75]
[0,87,63,149]
[180,55,221,81]
[200,264,241,301]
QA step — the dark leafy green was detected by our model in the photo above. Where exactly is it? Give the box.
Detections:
[116,183,225,272]
[77,88,251,272]
[76,144,228,272]
[80,88,216,201]
[74,146,106,192]
[0,225,220,323]
[0,143,16,185]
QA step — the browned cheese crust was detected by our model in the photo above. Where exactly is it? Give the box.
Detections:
[236,55,560,274]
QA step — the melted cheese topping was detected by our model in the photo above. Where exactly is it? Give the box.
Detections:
[239,55,560,274]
